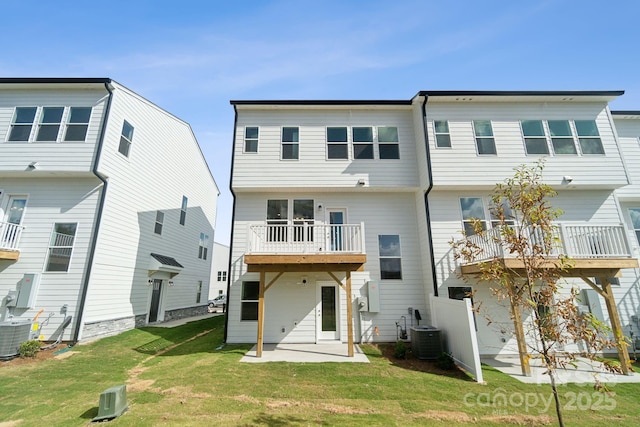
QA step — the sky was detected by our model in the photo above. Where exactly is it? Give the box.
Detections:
[3,0,640,245]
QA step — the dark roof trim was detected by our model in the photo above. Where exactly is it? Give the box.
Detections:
[417,90,624,97]
[150,253,184,268]
[230,99,411,106]
[611,110,640,115]
[0,77,112,84]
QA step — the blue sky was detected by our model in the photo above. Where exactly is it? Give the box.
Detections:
[3,0,640,244]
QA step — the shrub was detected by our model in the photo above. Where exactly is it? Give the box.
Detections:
[394,340,407,359]
[436,352,456,370]
[19,340,41,358]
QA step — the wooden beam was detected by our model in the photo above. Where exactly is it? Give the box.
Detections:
[327,272,346,291]
[599,277,631,375]
[346,271,354,357]
[510,291,531,376]
[0,250,19,261]
[245,254,366,265]
[256,271,266,358]
[580,276,607,299]
[265,272,284,292]
[247,263,365,273]
[460,257,636,278]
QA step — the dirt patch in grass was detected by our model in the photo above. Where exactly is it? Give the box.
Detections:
[374,343,472,380]
[0,421,23,427]
[414,410,475,423]
[483,414,553,425]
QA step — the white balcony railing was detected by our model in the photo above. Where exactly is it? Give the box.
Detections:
[461,224,633,264]
[248,223,366,255]
[0,221,25,251]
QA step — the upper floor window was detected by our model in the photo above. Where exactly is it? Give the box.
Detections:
[45,223,77,272]
[119,120,134,157]
[460,197,487,235]
[36,107,64,141]
[473,120,496,155]
[378,126,399,159]
[521,120,549,155]
[217,271,227,282]
[154,211,164,235]
[198,233,209,260]
[8,107,37,141]
[629,208,640,246]
[180,196,188,225]
[575,120,604,154]
[379,234,402,280]
[64,107,92,141]
[281,127,299,159]
[327,127,348,159]
[434,120,451,148]
[547,120,577,154]
[244,126,259,153]
[353,127,374,159]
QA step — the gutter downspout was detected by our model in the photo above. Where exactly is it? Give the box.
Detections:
[223,105,238,343]
[421,95,439,297]
[72,81,114,344]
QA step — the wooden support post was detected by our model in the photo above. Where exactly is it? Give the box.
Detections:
[511,299,531,376]
[599,277,631,375]
[346,271,354,357]
[256,271,266,358]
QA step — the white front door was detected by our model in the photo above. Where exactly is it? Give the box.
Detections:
[317,284,339,341]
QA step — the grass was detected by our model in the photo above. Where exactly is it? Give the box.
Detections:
[1,316,639,426]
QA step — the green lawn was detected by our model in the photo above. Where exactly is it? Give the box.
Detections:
[1,316,639,426]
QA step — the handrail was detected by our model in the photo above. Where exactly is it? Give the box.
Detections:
[248,223,365,254]
[0,221,25,251]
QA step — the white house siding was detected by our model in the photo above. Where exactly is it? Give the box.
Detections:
[0,87,107,174]
[0,178,101,340]
[226,191,429,344]
[209,242,229,300]
[426,101,628,189]
[82,83,218,336]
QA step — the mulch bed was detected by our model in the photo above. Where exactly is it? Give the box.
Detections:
[374,343,472,380]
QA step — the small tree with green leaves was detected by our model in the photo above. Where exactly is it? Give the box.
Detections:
[451,161,624,427]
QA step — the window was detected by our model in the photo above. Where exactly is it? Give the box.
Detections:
[36,107,64,141]
[434,120,451,148]
[594,277,620,286]
[490,198,515,228]
[281,127,299,159]
[241,281,259,320]
[119,120,134,157]
[629,208,640,246]
[180,196,188,225]
[448,286,472,301]
[327,127,348,159]
[293,199,314,242]
[8,107,37,141]
[379,235,402,280]
[460,197,487,235]
[217,271,227,282]
[575,120,604,154]
[267,199,288,241]
[548,120,577,154]
[64,107,92,141]
[154,211,164,235]
[198,233,209,259]
[473,120,496,155]
[353,127,374,159]
[45,223,77,272]
[196,281,203,304]
[378,126,399,159]
[245,126,258,153]
[521,120,549,154]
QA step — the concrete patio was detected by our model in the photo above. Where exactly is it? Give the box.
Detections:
[240,342,370,363]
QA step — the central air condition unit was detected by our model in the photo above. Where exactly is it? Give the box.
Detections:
[0,319,33,358]
[410,326,443,360]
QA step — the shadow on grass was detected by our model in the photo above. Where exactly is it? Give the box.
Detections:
[251,412,308,426]
[133,316,225,356]
[79,406,98,420]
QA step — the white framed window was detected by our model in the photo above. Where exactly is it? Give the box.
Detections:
[241,281,259,321]
[45,223,77,272]
[154,211,164,235]
[473,120,496,155]
[281,127,299,160]
[198,233,209,259]
[7,106,92,143]
[266,199,314,242]
[378,234,402,280]
[217,271,227,282]
[378,126,399,159]
[8,107,37,141]
[548,120,577,154]
[327,127,348,159]
[64,107,92,141]
[180,196,188,226]
[196,280,203,303]
[352,127,374,159]
[36,107,64,141]
[575,120,604,154]
[460,197,487,235]
[521,120,549,155]
[629,208,640,246]
[434,120,451,148]
[244,126,259,153]
[119,120,134,157]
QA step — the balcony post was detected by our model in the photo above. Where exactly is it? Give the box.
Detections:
[599,277,631,375]
[256,271,266,358]
[346,270,354,357]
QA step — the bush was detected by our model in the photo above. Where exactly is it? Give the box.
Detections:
[19,340,41,358]
[394,340,407,359]
[436,352,456,370]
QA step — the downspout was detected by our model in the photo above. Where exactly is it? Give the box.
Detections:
[421,95,439,296]
[223,105,238,343]
[72,81,114,344]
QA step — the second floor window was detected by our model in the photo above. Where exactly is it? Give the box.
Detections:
[198,233,209,259]
[281,127,299,159]
[379,235,402,280]
[119,120,134,157]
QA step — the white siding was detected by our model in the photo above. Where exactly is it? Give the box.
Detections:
[209,242,229,300]
[613,117,640,199]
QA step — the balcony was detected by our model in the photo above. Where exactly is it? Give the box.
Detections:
[0,221,25,260]
[244,223,366,272]
[458,224,638,276]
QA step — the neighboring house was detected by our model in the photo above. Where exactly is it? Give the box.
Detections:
[226,92,640,362]
[0,78,219,343]
[209,241,229,299]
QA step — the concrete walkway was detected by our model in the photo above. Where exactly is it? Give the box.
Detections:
[154,312,223,328]
[482,355,640,384]
[240,342,370,363]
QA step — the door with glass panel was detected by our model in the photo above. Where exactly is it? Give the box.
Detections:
[317,284,339,341]
[327,208,346,252]
[2,196,27,248]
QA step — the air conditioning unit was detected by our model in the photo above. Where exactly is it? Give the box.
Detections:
[0,319,33,358]
[411,326,443,360]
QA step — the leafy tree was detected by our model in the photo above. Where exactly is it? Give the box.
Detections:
[451,161,626,427]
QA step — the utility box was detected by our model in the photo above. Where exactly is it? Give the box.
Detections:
[367,281,380,313]
[15,273,41,309]
[93,385,128,421]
